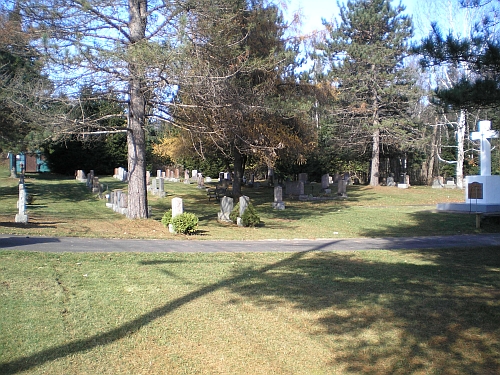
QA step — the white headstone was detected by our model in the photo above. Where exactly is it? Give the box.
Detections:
[171,197,183,217]
[15,184,28,223]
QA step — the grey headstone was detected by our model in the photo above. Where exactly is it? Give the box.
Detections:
[218,196,233,222]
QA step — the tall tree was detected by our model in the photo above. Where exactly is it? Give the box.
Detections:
[313,0,417,186]
[13,0,189,218]
[0,3,48,152]
[168,0,316,197]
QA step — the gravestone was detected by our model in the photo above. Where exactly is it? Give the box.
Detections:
[285,181,304,196]
[197,173,204,188]
[432,177,444,188]
[386,176,396,187]
[272,186,285,210]
[445,178,456,189]
[118,193,128,215]
[106,191,114,208]
[175,168,180,179]
[87,170,94,189]
[298,173,308,184]
[321,174,330,190]
[172,197,183,217]
[112,189,122,213]
[76,170,86,182]
[92,176,100,193]
[337,179,347,197]
[158,178,165,198]
[15,183,28,223]
[237,195,250,226]
[169,197,184,233]
[114,167,127,181]
[184,170,190,184]
[218,196,233,222]
[157,169,162,178]
[192,170,198,179]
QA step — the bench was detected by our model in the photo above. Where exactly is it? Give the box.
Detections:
[207,187,229,201]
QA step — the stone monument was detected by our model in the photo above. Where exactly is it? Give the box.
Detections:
[15,183,28,223]
[437,120,500,212]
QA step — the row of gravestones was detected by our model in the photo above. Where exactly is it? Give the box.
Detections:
[76,169,128,215]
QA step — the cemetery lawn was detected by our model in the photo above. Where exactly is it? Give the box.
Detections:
[0,166,498,239]
[1,248,499,374]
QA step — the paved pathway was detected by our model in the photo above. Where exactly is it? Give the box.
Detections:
[1,233,500,252]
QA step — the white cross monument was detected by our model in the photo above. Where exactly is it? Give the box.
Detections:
[470,120,499,176]
[437,120,500,213]
[464,120,500,210]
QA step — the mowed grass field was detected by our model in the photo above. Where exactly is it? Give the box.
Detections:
[0,249,499,374]
[0,165,498,240]
[0,166,499,374]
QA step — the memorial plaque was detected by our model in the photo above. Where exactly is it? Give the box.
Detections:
[468,182,483,199]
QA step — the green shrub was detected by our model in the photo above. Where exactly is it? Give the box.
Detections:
[229,203,240,223]
[242,203,260,227]
[162,210,199,235]
[230,202,260,227]
[161,209,173,227]
[171,212,199,234]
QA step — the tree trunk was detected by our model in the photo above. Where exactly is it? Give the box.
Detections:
[232,147,244,198]
[427,121,439,185]
[456,109,466,189]
[126,0,148,219]
[370,128,380,187]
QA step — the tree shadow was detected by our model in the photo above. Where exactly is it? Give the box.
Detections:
[228,248,499,374]
[0,243,327,374]
[2,241,498,374]
[0,236,61,248]
[358,210,500,237]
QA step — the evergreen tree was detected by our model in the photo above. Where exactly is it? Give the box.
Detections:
[416,0,500,109]
[0,4,48,152]
[313,0,417,186]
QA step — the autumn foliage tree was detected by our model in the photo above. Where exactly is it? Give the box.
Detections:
[166,0,316,196]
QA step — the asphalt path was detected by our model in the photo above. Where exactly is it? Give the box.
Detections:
[1,233,500,253]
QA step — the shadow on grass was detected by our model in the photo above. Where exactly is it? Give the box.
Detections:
[1,242,499,374]
[358,210,500,237]
[0,221,57,230]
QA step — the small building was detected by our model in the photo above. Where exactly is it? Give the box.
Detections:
[7,152,50,174]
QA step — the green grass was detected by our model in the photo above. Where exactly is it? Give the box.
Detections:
[1,166,499,374]
[0,165,498,239]
[1,249,498,374]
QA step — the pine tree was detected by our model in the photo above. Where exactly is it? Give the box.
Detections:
[314,0,417,186]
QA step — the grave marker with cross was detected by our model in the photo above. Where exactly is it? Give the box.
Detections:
[470,120,499,176]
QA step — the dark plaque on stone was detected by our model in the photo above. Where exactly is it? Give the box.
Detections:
[468,182,483,199]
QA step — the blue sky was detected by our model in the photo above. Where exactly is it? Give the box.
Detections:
[285,0,435,40]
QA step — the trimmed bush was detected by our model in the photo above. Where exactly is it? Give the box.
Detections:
[172,212,199,234]
[230,202,260,227]
[162,210,199,234]
[161,209,173,227]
